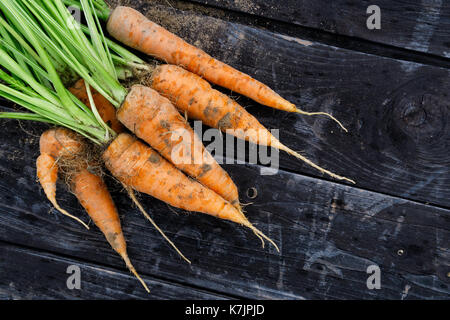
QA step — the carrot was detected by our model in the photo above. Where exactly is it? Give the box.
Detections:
[106,6,346,130]
[69,79,124,134]
[151,64,355,184]
[117,84,241,207]
[71,167,149,292]
[36,153,90,229]
[103,132,279,251]
[39,127,84,159]
[69,82,192,263]
[39,128,149,292]
[66,45,243,209]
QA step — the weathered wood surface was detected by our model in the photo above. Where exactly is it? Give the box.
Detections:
[0,242,228,300]
[188,0,450,59]
[0,0,449,300]
[0,119,448,299]
[112,0,450,208]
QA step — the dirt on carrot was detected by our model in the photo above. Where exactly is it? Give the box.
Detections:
[151,64,355,183]
[103,132,279,250]
[38,127,149,292]
[116,84,242,207]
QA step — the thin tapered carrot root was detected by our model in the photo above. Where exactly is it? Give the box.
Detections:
[295,109,348,132]
[36,153,90,229]
[124,184,191,264]
[121,253,150,293]
[39,128,149,291]
[240,214,279,252]
[233,206,264,247]
[106,7,296,115]
[273,141,355,184]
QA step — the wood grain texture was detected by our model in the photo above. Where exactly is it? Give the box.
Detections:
[0,242,228,300]
[0,119,448,299]
[188,0,450,59]
[109,0,450,208]
[0,0,448,300]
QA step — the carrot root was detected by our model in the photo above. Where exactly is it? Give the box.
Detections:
[36,153,90,229]
[103,133,278,251]
[274,142,355,184]
[124,184,191,264]
[117,85,241,207]
[72,168,150,293]
[121,253,150,293]
[295,109,348,132]
[242,218,279,252]
[150,64,353,184]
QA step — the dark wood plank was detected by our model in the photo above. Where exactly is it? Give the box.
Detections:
[0,119,448,299]
[0,242,228,299]
[0,0,448,300]
[110,1,450,208]
[187,0,450,59]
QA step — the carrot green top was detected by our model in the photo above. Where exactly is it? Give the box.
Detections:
[0,0,145,144]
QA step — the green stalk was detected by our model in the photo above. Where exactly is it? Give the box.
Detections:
[0,46,58,105]
[80,0,115,78]
[1,0,85,121]
[0,112,58,124]
[63,0,110,20]
[0,0,114,146]
[15,0,126,106]
[80,24,151,73]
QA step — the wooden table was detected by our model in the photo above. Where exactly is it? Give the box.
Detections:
[0,0,449,299]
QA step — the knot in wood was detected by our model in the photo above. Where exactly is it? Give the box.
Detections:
[401,104,426,127]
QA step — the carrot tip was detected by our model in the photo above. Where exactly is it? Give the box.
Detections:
[276,143,356,184]
[51,200,90,230]
[122,254,150,293]
[241,218,279,252]
[295,108,348,132]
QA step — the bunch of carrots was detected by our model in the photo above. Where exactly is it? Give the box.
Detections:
[0,0,354,292]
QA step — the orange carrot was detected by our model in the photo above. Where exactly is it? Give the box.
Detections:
[103,132,278,250]
[106,6,345,129]
[39,127,83,159]
[36,153,90,229]
[69,79,124,134]
[71,167,149,292]
[117,84,241,207]
[151,64,355,183]
[38,128,149,292]
[69,78,242,208]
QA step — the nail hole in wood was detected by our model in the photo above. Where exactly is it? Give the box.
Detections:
[247,187,258,199]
